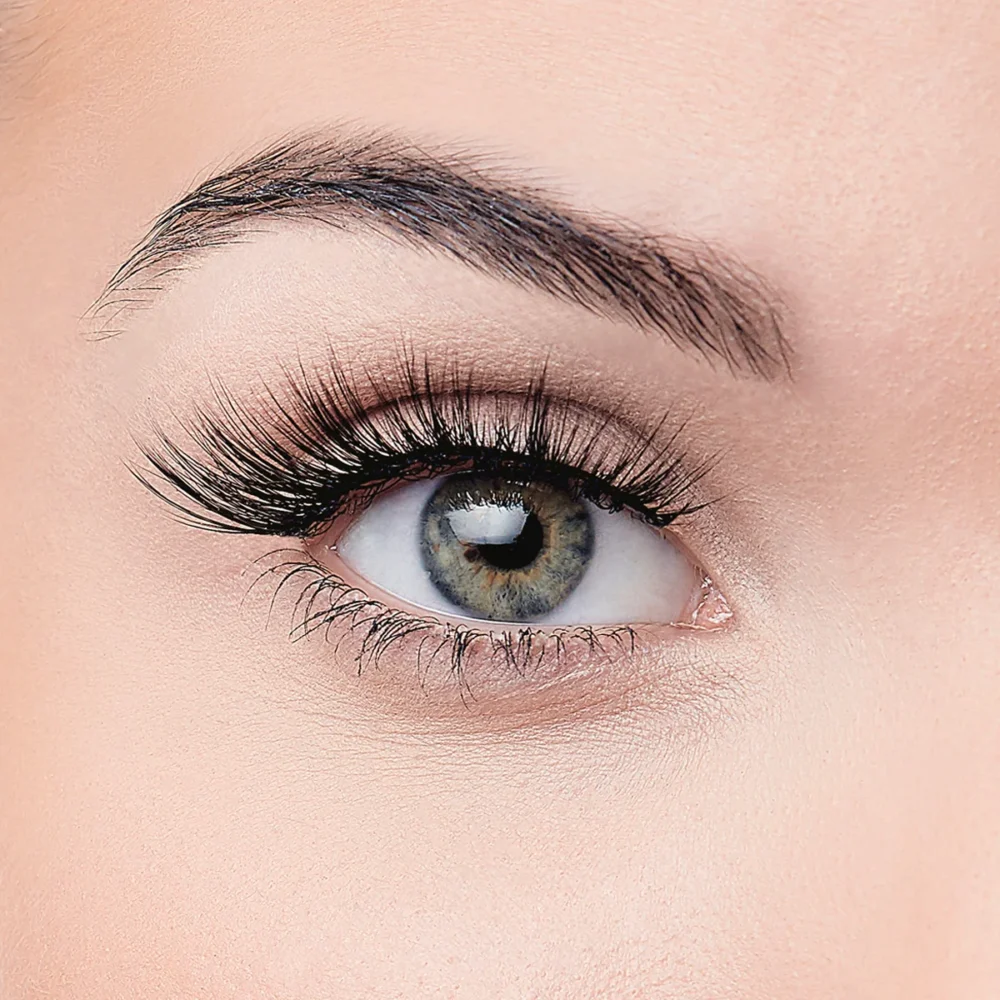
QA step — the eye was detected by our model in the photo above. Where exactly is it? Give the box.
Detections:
[134,357,735,690]
[323,472,701,626]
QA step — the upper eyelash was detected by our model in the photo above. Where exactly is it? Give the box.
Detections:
[133,355,719,538]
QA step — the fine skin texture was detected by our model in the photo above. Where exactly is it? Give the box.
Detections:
[1,1,999,997]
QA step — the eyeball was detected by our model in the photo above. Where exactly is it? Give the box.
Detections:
[327,473,703,626]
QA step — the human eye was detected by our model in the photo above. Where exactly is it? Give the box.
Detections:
[334,471,695,626]
[135,355,731,709]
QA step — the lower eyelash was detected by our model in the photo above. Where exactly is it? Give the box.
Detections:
[251,548,639,697]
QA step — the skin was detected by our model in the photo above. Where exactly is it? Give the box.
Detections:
[1,0,999,996]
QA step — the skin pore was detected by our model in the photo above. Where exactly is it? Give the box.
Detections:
[1,1,999,997]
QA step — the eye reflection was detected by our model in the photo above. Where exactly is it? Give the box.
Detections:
[421,476,595,621]
[328,473,702,627]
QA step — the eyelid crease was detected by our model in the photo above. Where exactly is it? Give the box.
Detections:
[132,353,721,541]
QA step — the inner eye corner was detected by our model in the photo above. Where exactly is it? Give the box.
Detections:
[683,569,734,631]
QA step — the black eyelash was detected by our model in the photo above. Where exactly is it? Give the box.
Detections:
[135,355,716,538]
[134,355,718,687]
[250,547,640,699]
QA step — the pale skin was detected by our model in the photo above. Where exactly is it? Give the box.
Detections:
[1,1,999,997]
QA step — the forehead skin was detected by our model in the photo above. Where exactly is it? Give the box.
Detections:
[1,1,999,998]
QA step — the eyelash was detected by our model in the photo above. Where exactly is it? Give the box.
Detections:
[250,546,644,697]
[135,355,719,684]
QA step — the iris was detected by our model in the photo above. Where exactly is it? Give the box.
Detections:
[420,475,595,621]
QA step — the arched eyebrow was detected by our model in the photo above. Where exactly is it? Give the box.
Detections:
[92,130,790,379]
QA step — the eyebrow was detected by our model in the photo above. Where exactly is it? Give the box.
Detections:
[0,2,37,84]
[92,130,790,378]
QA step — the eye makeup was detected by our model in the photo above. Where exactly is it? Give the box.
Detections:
[133,352,731,698]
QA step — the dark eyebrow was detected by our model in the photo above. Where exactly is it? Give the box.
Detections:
[92,130,790,378]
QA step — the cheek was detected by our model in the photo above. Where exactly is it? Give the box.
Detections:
[2,619,945,1000]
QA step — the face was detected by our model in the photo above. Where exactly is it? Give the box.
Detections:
[2,1,999,996]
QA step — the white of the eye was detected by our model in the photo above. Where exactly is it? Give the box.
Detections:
[446,504,528,545]
[335,478,696,626]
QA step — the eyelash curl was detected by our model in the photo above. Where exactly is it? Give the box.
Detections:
[134,355,720,691]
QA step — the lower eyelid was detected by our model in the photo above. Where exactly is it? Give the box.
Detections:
[246,539,732,727]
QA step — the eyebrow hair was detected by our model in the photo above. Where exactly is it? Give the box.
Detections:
[0,2,38,89]
[92,130,790,378]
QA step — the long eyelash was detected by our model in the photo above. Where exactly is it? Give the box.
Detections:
[134,355,717,538]
[250,548,639,696]
[135,356,717,687]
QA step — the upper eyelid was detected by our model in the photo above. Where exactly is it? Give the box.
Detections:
[132,359,719,538]
[329,451,699,533]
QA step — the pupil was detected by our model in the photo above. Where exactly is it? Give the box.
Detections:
[473,511,544,571]
[420,474,594,622]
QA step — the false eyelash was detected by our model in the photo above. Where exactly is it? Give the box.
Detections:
[250,548,640,692]
[134,354,718,539]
